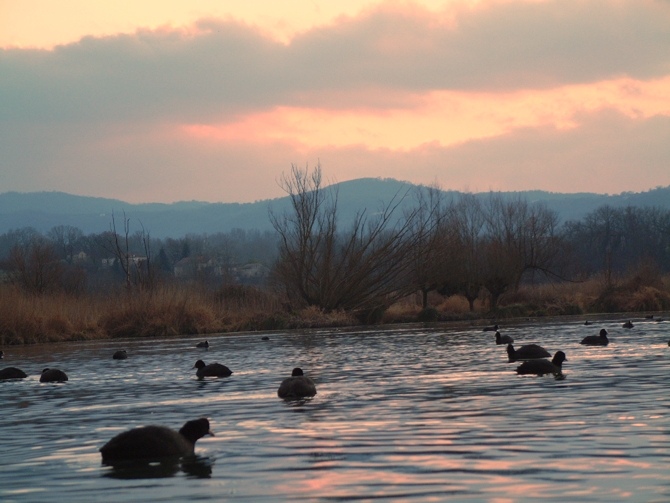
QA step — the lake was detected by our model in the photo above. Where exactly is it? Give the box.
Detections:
[1,317,669,502]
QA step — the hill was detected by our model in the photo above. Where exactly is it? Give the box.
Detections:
[1,180,669,238]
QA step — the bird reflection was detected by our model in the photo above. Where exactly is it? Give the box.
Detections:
[103,455,214,480]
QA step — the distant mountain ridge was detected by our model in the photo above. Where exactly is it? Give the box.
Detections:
[1,179,669,238]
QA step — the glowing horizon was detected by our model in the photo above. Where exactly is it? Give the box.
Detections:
[1,0,669,203]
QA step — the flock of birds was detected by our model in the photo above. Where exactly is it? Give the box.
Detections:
[486,316,666,379]
[0,338,316,464]
[1,315,666,465]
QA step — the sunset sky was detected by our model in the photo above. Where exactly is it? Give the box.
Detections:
[1,0,669,203]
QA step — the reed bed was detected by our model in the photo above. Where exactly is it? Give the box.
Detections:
[2,271,669,345]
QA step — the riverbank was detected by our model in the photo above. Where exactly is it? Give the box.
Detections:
[1,274,669,346]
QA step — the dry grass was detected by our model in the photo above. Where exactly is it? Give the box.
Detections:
[0,285,102,344]
[3,271,670,346]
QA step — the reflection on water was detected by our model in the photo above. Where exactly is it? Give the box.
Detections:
[103,456,214,480]
[1,318,669,502]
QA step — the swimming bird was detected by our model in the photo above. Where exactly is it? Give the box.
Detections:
[506,343,551,362]
[0,350,4,359]
[39,368,68,382]
[580,329,609,346]
[278,368,317,399]
[583,320,591,325]
[0,367,27,380]
[495,331,514,345]
[100,418,213,463]
[113,350,128,360]
[645,315,654,320]
[261,336,270,341]
[623,320,634,329]
[192,360,232,379]
[196,341,209,348]
[483,324,499,332]
[516,351,567,376]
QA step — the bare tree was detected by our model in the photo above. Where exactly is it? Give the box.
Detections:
[99,212,155,292]
[7,236,63,295]
[480,194,565,309]
[407,184,450,308]
[443,194,486,311]
[269,163,420,316]
[47,225,84,264]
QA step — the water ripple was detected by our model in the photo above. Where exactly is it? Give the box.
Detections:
[1,318,669,502]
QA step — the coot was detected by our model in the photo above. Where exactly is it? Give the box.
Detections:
[580,329,609,346]
[39,368,68,382]
[0,367,27,380]
[192,360,232,379]
[506,344,551,362]
[516,351,567,376]
[278,368,317,399]
[100,418,213,462]
[495,331,513,345]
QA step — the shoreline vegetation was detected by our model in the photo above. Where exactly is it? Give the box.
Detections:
[2,272,669,346]
[2,166,670,347]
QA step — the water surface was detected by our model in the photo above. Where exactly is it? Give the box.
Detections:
[1,318,669,502]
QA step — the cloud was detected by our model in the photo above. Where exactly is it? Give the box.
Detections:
[1,109,668,202]
[1,0,669,124]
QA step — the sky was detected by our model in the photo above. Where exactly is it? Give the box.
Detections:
[1,0,670,203]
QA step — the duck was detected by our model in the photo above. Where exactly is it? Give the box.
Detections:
[0,350,4,359]
[506,343,551,362]
[192,360,232,379]
[516,351,567,376]
[261,336,270,341]
[278,368,317,399]
[645,314,654,320]
[0,367,28,380]
[39,368,68,382]
[583,320,591,325]
[495,331,513,345]
[112,350,128,360]
[100,418,213,463]
[483,324,499,332]
[623,320,634,329]
[580,329,609,346]
[196,341,209,349]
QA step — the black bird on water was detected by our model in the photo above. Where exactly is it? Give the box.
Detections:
[516,351,567,377]
[113,350,128,360]
[580,329,609,346]
[495,331,514,345]
[506,344,551,362]
[39,368,68,382]
[192,360,232,379]
[100,418,213,463]
[0,367,27,380]
[278,368,317,399]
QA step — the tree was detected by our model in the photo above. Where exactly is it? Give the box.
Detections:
[7,236,63,295]
[99,212,155,292]
[407,184,450,308]
[480,194,564,309]
[442,194,486,311]
[270,163,420,316]
[47,225,84,264]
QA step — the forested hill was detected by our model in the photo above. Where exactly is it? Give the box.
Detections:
[1,179,669,238]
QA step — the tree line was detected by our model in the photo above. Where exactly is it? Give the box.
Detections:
[1,165,669,318]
